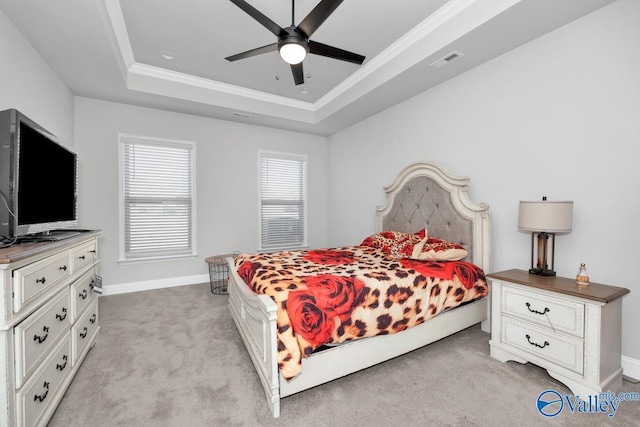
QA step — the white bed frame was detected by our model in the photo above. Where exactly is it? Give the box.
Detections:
[227,161,491,418]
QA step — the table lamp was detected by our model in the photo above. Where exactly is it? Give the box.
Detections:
[518,197,573,276]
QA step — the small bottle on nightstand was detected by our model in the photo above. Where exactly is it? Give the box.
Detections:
[576,263,589,285]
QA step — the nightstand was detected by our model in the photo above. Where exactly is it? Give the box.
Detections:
[487,269,630,396]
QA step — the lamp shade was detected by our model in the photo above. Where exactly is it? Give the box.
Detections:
[279,42,307,65]
[518,200,573,233]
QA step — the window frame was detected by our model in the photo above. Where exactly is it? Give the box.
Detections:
[258,150,308,252]
[118,134,197,263]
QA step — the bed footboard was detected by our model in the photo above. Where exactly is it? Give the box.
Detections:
[226,257,281,417]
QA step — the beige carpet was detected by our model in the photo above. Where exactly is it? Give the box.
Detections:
[48,283,640,426]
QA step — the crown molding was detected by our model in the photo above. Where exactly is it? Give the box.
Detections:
[313,0,522,122]
[127,63,317,122]
[102,0,135,79]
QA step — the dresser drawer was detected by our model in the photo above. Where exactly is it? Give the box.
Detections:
[501,284,585,338]
[14,290,71,389]
[13,251,71,313]
[72,299,99,366]
[502,317,584,374]
[71,241,97,274]
[70,270,98,322]
[16,334,72,427]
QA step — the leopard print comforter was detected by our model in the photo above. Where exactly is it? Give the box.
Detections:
[234,246,488,380]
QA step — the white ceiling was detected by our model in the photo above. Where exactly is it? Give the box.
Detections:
[0,0,614,136]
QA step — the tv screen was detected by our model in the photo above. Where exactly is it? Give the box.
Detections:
[17,122,77,227]
[0,109,79,242]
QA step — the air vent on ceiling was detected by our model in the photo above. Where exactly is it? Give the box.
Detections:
[232,112,252,119]
[429,51,464,70]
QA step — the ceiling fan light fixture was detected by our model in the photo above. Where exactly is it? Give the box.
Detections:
[227,0,365,85]
[278,36,308,65]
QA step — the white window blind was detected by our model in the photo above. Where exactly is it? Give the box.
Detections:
[121,136,195,260]
[259,152,306,250]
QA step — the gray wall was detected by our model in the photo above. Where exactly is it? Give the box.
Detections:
[0,8,74,143]
[327,0,640,363]
[74,97,328,287]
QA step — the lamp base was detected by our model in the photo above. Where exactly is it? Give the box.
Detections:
[529,268,556,276]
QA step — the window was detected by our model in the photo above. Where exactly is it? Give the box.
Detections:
[259,151,307,251]
[119,135,196,261]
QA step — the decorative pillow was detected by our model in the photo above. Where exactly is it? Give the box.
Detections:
[411,236,468,261]
[360,229,426,259]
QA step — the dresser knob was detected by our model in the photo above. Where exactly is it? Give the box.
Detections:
[33,326,49,343]
[33,381,50,403]
[525,302,549,315]
[526,334,550,349]
[56,355,68,371]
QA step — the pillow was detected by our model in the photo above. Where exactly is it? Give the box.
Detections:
[411,236,468,261]
[360,229,426,259]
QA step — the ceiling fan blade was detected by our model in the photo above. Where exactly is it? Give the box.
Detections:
[229,0,283,37]
[225,43,278,61]
[290,63,304,85]
[309,40,365,65]
[296,0,343,38]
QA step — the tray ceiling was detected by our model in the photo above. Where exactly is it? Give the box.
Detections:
[0,0,615,135]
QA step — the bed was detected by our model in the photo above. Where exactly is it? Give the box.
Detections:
[227,161,491,417]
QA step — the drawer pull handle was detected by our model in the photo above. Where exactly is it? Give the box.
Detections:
[56,308,67,321]
[36,277,46,284]
[56,355,68,371]
[59,265,67,271]
[80,326,88,339]
[78,255,86,260]
[33,326,50,343]
[526,302,549,315]
[34,381,50,403]
[526,334,550,349]
[90,313,97,324]
[79,289,88,299]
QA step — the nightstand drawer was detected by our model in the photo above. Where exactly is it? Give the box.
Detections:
[501,284,584,338]
[502,317,584,374]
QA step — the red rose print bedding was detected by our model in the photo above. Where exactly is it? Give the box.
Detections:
[234,246,488,380]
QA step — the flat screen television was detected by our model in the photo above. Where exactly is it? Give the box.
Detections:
[0,108,78,243]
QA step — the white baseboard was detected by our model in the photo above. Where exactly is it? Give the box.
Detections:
[102,274,210,296]
[622,355,640,382]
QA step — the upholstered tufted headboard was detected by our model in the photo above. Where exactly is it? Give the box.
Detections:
[376,162,491,271]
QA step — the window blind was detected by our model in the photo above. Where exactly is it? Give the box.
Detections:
[122,138,194,259]
[259,152,306,250]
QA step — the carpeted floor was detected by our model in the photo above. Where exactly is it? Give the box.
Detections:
[48,283,640,426]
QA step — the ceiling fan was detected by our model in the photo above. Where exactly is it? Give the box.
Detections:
[226,0,366,85]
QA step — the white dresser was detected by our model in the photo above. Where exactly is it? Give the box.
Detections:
[0,232,100,427]
[488,269,630,397]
